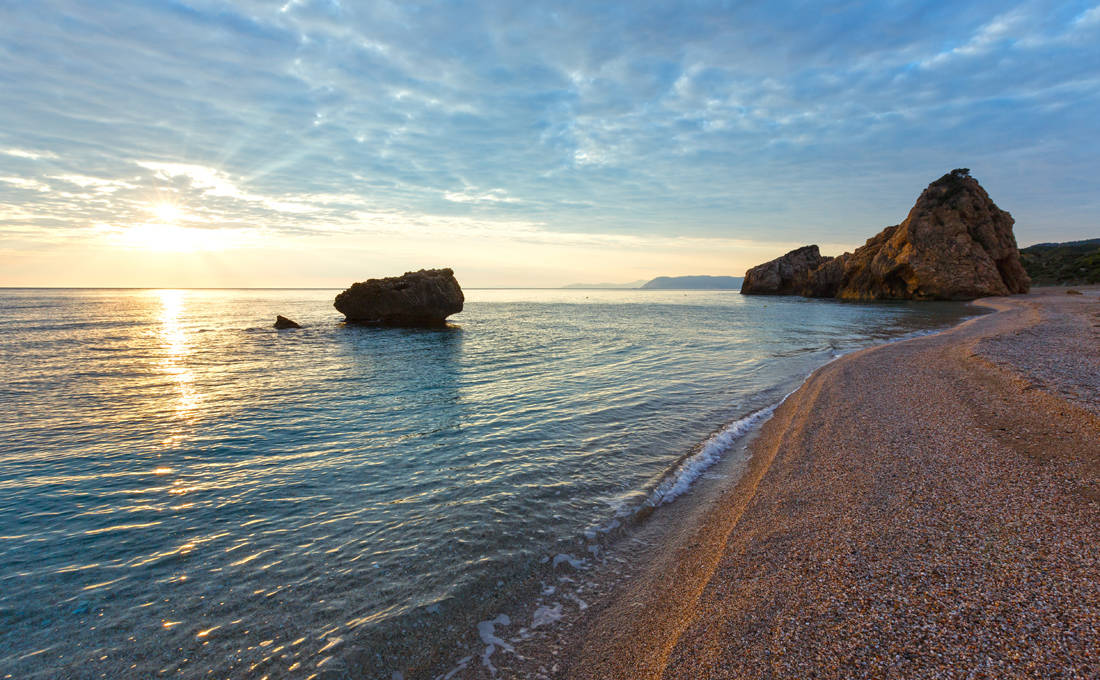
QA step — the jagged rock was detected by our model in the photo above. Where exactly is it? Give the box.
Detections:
[741,245,832,295]
[831,169,1030,300]
[274,315,301,329]
[804,253,850,298]
[334,268,464,326]
[742,169,1031,301]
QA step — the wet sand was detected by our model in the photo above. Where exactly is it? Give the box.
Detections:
[562,288,1099,679]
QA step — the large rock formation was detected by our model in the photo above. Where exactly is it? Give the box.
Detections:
[741,245,832,294]
[334,268,464,326]
[742,169,1031,300]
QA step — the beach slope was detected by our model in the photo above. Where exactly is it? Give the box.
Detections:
[568,288,1099,679]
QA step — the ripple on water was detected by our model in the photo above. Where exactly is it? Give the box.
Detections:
[0,288,976,678]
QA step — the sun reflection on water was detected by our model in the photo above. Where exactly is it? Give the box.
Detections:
[156,290,200,420]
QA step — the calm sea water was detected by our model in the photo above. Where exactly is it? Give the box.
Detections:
[0,288,974,679]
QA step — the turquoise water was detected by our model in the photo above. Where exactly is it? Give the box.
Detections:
[0,288,974,679]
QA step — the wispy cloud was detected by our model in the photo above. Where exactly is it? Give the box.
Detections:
[3,148,59,160]
[1,0,1099,285]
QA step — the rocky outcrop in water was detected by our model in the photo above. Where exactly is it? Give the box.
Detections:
[741,245,832,295]
[741,169,1030,300]
[274,315,301,329]
[334,268,464,326]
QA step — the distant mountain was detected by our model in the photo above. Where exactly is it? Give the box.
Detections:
[1020,238,1100,285]
[640,275,744,290]
[562,280,646,289]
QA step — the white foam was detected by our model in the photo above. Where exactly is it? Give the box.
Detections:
[641,323,955,510]
[477,614,514,675]
[645,403,780,507]
[530,603,563,629]
[552,553,588,570]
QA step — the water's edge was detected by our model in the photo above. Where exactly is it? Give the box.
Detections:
[427,307,988,680]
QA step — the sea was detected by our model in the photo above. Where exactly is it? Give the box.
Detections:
[0,288,976,679]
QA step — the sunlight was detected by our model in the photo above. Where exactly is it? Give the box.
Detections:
[120,223,246,252]
[151,202,182,223]
[157,290,200,419]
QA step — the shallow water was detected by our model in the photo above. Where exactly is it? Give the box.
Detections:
[0,288,974,678]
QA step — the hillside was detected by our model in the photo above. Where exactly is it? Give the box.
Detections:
[641,275,744,290]
[1020,238,1100,285]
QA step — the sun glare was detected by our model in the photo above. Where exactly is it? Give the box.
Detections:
[152,202,182,223]
[119,223,246,252]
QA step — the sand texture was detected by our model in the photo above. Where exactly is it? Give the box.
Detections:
[564,288,1099,680]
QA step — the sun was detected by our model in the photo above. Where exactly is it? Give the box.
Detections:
[111,202,251,252]
[151,202,183,223]
[120,223,257,252]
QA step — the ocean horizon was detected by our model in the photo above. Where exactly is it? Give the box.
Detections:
[0,288,976,678]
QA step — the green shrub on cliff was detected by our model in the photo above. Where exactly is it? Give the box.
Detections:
[1019,238,1100,285]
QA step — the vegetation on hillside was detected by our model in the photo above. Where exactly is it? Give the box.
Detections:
[1019,238,1100,285]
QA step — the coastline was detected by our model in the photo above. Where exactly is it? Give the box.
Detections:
[531,287,1098,679]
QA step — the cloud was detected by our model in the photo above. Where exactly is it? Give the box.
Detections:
[3,148,59,160]
[1073,5,1100,27]
[0,176,51,192]
[2,0,1099,285]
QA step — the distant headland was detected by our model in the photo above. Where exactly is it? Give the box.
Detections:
[640,275,744,290]
[562,275,744,290]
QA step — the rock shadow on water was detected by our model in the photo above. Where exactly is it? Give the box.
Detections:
[332,320,466,431]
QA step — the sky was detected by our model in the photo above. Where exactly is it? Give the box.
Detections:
[1,0,1098,288]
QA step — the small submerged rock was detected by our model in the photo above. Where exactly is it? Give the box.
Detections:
[334,268,464,326]
[274,315,302,329]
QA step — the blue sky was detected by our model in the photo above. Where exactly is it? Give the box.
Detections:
[1,0,1098,286]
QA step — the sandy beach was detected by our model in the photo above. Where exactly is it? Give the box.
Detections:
[557,287,1099,679]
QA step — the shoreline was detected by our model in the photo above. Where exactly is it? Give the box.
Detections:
[518,287,1098,679]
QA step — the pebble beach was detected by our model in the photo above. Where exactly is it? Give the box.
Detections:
[556,287,1099,679]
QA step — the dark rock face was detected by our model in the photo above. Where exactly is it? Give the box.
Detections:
[741,245,832,295]
[742,170,1031,301]
[334,268,464,326]
[274,315,302,329]
[804,253,850,298]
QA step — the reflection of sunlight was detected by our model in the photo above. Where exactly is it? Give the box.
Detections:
[158,290,200,419]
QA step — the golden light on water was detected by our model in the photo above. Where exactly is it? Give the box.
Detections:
[157,290,200,419]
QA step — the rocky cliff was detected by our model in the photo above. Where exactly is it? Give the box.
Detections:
[742,170,1030,300]
[741,245,832,295]
[334,268,464,326]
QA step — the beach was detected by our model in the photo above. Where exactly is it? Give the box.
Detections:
[553,287,1098,679]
